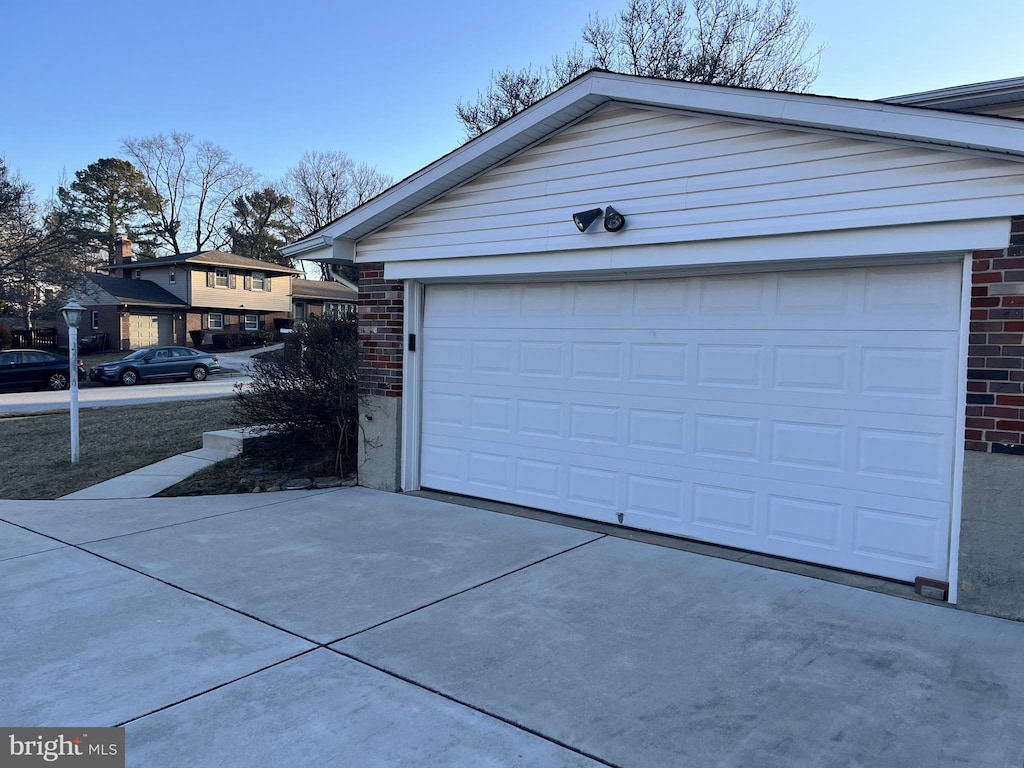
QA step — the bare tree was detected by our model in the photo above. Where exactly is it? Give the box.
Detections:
[456,67,555,140]
[348,162,392,208]
[456,0,821,138]
[0,159,84,329]
[285,150,394,236]
[121,132,256,254]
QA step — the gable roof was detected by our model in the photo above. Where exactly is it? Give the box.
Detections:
[291,278,357,302]
[120,250,300,274]
[80,273,188,308]
[281,69,1024,261]
[886,75,1024,114]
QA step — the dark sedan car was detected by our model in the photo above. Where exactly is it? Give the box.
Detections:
[0,348,85,391]
[89,346,221,386]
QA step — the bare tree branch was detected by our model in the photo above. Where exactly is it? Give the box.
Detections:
[121,133,256,254]
[456,0,821,138]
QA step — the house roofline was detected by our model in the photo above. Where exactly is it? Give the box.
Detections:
[124,251,301,274]
[281,69,1024,254]
[886,75,1024,110]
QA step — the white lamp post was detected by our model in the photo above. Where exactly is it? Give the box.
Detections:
[60,299,85,463]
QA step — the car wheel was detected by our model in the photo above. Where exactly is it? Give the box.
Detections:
[47,372,69,391]
[119,369,139,386]
[190,365,208,382]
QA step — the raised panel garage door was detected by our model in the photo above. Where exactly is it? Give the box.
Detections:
[419,262,963,582]
[129,314,171,349]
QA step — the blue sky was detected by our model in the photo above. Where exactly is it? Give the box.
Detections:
[2,0,1022,199]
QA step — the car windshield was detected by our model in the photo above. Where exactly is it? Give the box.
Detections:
[123,349,152,360]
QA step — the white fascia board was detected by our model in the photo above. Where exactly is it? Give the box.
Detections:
[382,218,1009,281]
[280,234,334,259]
[301,79,606,246]
[291,71,1024,254]
[590,72,1024,158]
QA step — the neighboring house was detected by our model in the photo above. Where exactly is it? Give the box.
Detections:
[69,237,299,350]
[282,69,1024,621]
[291,278,357,323]
[76,271,188,350]
[885,74,1024,117]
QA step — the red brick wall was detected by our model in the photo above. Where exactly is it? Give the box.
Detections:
[358,262,403,397]
[966,216,1024,454]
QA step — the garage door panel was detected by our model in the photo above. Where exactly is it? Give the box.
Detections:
[423,381,954,501]
[425,328,957,416]
[129,313,171,348]
[420,433,949,581]
[420,263,960,582]
[423,264,962,333]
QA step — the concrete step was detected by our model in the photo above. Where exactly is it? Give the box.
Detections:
[202,427,270,456]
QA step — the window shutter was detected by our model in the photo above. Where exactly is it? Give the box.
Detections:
[202,313,208,328]
[266,276,271,292]
[244,275,251,291]
[229,273,237,289]
[206,270,214,288]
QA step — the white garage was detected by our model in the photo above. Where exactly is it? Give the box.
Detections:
[418,264,961,582]
[282,71,1024,598]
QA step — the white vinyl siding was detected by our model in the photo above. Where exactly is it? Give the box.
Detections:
[418,262,962,583]
[190,271,290,312]
[359,105,1024,263]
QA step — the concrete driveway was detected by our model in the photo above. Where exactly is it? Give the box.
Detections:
[2,487,1023,767]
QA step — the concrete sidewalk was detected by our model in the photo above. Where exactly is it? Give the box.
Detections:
[3,487,1024,767]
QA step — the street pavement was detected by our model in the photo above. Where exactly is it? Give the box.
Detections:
[3,487,1024,767]
[0,346,275,414]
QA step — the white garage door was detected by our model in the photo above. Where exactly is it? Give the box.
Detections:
[129,314,172,349]
[419,262,963,582]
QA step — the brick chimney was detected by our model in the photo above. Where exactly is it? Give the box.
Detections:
[111,235,133,278]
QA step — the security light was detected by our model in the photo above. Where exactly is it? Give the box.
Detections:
[573,208,604,232]
[604,206,626,232]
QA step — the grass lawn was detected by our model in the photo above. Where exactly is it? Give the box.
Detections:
[0,398,237,499]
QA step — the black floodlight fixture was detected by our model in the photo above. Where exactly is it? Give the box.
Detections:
[573,207,604,232]
[604,206,626,232]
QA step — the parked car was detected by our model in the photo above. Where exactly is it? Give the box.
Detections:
[89,346,221,386]
[0,348,85,391]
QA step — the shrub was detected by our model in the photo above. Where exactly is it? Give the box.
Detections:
[0,324,11,350]
[232,315,359,477]
[189,329,205,347]
[211,330,275,349]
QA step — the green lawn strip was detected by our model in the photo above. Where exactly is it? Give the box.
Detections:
[0,398,236,499]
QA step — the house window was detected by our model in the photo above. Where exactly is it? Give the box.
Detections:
[91,310,99,330]
[208,312,224,330]
[323,302,342,319]
[294,302,306,322]
[214,268,229,288]
[244,314,259,331]
[251,272,266,291]
[169,265,175,284]
[134,269,142,280]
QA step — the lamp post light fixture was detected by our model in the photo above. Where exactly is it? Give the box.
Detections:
[60,299,86,463]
